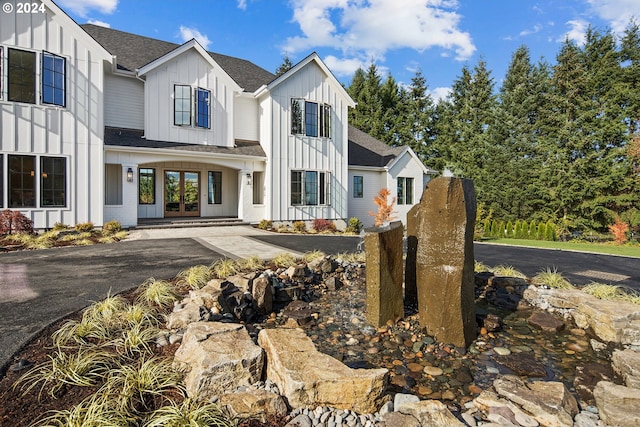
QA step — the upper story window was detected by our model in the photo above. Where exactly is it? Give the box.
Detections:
[174,85,192,126]
[397,177,414,205]
[291,98,332,138]
[42,52,66,106]
[8,48,36,104]
[196,88,210,129]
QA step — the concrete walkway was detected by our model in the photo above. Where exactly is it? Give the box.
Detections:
[127,225,305,259]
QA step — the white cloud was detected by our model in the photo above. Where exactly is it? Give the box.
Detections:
[87,19,110,28]
[563,19,589,45]
[237,0,247,10]
[520,24,542,37]
[57,0,117,18]
[284,0,475,65]
[586,0,640,33]
[323,55,365,78]
[430,86,451,102]
[179,26,212,50]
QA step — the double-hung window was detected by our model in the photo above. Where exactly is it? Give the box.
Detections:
[291,170,330,206]
[174,85,192,126]
[0,47,3,100]
[42,52,66,106]
[291,99,332,138]
[196,88,211,128]
[397,177,414,205]
[8,48,36,104]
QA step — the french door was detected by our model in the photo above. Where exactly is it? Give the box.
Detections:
[164,171,200,217]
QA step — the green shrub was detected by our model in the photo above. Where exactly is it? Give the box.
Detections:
[537,222,546,240]
[545,220,557,241]
[75,221,95,233]
[483,219,491,237]
[513,220,522,239]
[102,220,122,234]
[497,221,505,238]
[528,220,536,239]
[0,209,34,236]
[520,220,528,239]
[346,217,363,234]
[257,219,272,230]
[293,221,307,233]
[490,220,499,238]
[312,219,336,233]
[506,220,514,238]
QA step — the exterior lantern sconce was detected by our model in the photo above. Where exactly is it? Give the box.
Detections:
[127,167,134,182]
[246,172,252,185]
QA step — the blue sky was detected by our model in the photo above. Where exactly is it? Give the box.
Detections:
[59,0,640,100]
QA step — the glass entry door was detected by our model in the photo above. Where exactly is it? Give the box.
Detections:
[164,171,200,217]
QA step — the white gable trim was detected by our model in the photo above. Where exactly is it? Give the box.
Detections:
[137,39,243,92]
[255,52,355,107]
[386,147,437,175]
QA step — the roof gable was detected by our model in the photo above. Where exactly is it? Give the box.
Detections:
[80,24,275,92]
[260,53,355,107]
[137,39,242,92]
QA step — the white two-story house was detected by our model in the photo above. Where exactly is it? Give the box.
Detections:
[1,0,434,230]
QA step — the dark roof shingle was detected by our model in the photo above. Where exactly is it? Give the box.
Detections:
[348,125,404,167]
[104,127,266,158]
[81,24,275,92]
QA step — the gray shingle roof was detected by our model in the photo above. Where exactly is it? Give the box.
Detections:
[104,127,266,158]
[81,24,275,92]
[348,125,404,167]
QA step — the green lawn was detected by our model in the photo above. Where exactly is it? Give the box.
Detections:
[481,238,640,258]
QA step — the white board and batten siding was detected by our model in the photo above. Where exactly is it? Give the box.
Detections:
[142,49,237,147]
[347,169,386,228]
[104,74,144,130]
[263,60,350,223]
[386,151,432,226]
[0,1,111,228]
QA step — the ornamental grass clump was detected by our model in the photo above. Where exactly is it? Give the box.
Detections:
[137,278,180,308]
[271,252,298,268]
[491,264,527,279]
[582,282,640,305]
[103,355,183,413]
[14,348,115,399]
[145,398,236,427]
[210,258,238,279]
[176,265,212,289]
[236,255,264,272]
[34,393,133,427]
[532,267,574,289]
[474,260,492,273]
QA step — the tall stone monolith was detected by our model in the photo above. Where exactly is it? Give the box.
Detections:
[364,220,404,327]
[408,176,476,348]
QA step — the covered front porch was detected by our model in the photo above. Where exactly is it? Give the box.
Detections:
[103,128,266,228]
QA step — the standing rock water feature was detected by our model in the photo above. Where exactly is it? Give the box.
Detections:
[364,220,404,327]
[407,176,477,348]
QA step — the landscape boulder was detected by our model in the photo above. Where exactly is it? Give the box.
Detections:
[594,381,640,427]
[173,322,264,401]
[493,375,578,427]
[257,328,388,413]
[611,349,640,389]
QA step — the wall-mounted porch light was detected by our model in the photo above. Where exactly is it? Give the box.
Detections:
[246,172,252,185]
[127,167,134,182]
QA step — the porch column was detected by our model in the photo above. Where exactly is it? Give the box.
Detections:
[238,169,256,222]
[121,164,138,227]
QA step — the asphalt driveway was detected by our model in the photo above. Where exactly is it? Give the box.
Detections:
[0,238,223,373]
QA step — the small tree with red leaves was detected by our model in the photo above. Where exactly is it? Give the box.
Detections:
[368,188,397,227]
[0,209,35,236]
[608,215,629,245]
